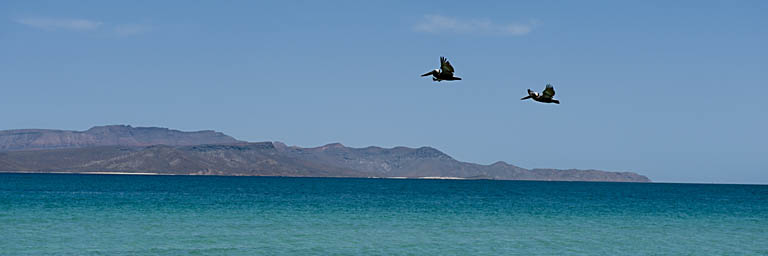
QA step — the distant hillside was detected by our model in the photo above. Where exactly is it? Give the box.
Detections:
[0,133,651,182]
[0,143,363,177]
[272,142,649,182]
[0,125,241,151]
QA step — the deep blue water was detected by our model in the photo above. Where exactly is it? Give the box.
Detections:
[1,173,766,255]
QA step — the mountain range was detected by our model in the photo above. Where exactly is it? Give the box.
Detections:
[0,125,240,151]
[0,125,650,182]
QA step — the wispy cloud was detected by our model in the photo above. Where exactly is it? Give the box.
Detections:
[414,15,534,36]
[114,24,151,36]
[15,17,103,31]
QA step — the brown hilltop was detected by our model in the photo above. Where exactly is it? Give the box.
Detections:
[0,126,651,182]
[0,125,241,151]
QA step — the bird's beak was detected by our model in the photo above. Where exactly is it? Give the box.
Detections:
[520,95,532,100]
[421,72,432,77]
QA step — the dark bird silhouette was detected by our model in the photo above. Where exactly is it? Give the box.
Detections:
[421,57,462,82]
[521,84,560,104]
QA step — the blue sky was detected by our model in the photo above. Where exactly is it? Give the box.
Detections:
[1,1,766,183]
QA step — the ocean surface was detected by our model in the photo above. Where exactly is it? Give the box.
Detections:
[1,174,766,255]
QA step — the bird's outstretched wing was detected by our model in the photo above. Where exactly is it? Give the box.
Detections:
[440,56,455,74]
[542,84,555,99]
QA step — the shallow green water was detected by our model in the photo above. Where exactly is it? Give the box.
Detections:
[1,173,766,255]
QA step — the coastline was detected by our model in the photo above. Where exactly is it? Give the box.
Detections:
[0,172,655,183]
[5,171,165,176]
[383,176,467,180]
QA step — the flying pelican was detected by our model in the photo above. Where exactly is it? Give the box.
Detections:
[421,57,462,82]
[521,84,560,104]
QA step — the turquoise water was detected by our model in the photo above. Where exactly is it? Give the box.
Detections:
[1,174,766,255]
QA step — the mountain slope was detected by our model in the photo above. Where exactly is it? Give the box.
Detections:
[274,143,649,181]
[0,141,651,182]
